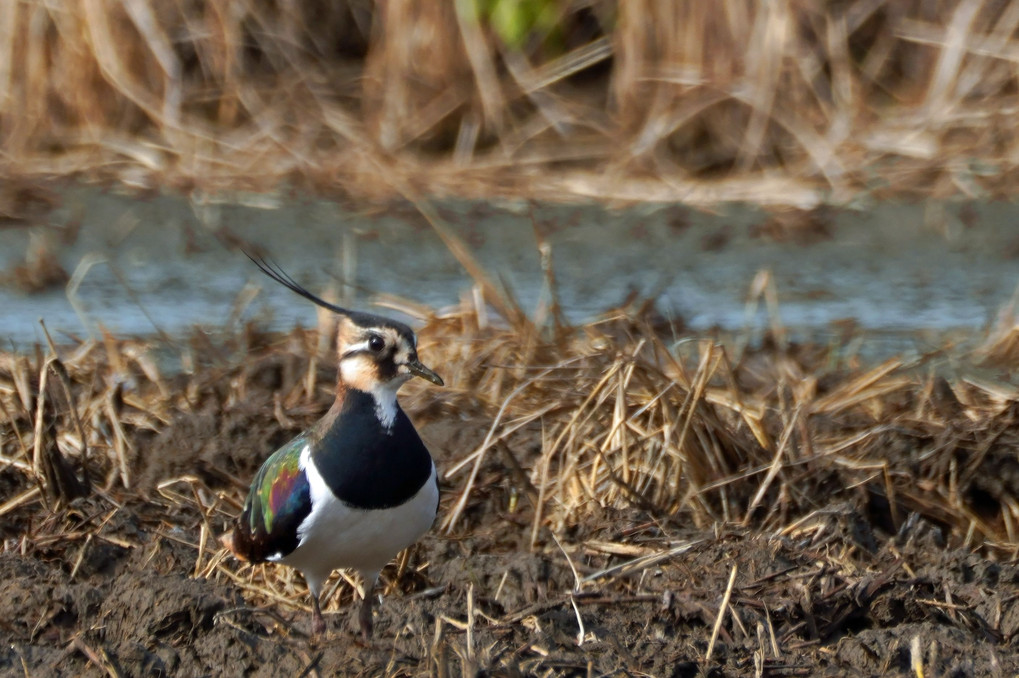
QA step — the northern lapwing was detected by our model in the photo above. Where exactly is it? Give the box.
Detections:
[221,254,443,639]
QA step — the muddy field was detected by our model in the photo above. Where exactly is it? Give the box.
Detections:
[2,321,1019,677]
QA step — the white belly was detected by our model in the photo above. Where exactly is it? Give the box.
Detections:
[282,460,438,587]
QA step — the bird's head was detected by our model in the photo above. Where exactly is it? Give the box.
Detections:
[244,253,443,394]
[335,312,443,392]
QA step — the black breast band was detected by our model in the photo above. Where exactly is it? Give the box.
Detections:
[312,390,433,509]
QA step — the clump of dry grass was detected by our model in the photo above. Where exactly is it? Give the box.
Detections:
[423,296,1019,557]
[2,2,1018,204]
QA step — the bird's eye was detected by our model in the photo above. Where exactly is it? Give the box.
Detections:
[368,335,385,352]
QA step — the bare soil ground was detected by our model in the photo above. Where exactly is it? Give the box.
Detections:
[3,325,1019,677]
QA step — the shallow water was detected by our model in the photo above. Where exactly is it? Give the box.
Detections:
[2,186,1018,356]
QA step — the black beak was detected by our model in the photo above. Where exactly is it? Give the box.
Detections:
[407,360,443,386]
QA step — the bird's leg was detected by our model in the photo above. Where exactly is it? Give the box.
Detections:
[311,594,326,638]
[358,576,376,640]
[304,574,327,639]
[358,589,374,640]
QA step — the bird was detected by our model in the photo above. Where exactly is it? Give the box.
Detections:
[221,254,443,640]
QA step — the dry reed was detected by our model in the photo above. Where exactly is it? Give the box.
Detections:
[1,1,1018,205]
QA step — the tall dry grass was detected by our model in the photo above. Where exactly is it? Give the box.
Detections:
[1,1,1017,204]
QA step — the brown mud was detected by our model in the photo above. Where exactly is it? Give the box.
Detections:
[2,337,1019,677]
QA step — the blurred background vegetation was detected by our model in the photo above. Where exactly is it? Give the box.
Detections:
[1,0,1016,205]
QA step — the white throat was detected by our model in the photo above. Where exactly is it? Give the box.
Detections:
[370,379,404,429]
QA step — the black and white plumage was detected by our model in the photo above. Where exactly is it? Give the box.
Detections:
[222,255,442,639]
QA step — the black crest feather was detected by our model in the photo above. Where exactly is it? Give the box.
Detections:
[244,251,351,316]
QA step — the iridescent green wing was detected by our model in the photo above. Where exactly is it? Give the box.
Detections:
[237,432,312,561]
